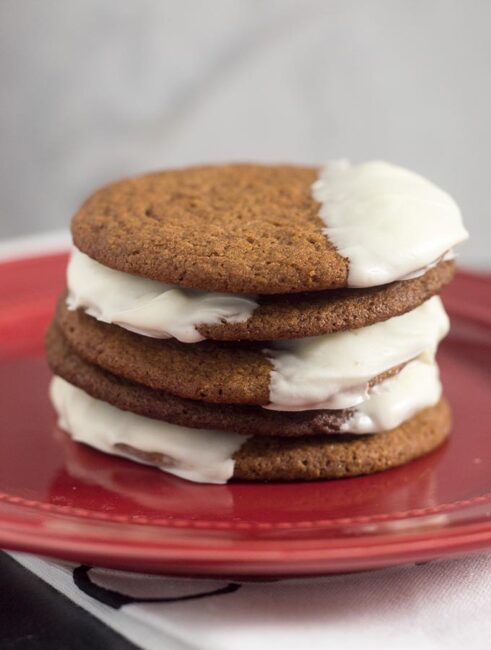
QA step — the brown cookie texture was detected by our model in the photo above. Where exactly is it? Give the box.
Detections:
[56,301,271,404]
[46,323,351,436]
[198,260,455,340]
[233,399,451,481]
[56,300,405,406]
[71,164,350,294]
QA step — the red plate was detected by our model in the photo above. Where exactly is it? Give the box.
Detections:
[0,251,490,577]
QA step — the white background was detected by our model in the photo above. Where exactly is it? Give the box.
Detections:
[0,0,489,267]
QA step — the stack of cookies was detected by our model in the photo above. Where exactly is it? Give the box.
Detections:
[47,161,468,483]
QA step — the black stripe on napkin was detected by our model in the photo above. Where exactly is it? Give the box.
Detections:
[73,565,241,610]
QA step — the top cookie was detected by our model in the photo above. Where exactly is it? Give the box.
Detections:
[72,164,348,294]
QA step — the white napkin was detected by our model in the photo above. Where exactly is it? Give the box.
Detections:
[10,551,491,650]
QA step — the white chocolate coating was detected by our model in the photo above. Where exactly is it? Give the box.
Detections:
[66,248,258,343]
[341,358,441,433]
[264,296,448,412]
[312,160,468,287]
[50,376,249,484]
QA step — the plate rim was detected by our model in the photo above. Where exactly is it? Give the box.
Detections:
[1,509,491,576]
[1,488,491,531]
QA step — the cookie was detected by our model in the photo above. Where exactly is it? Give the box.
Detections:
[233,399,451,481]
[46,323,351,436]
[68,247,454,341]
[56,301,405,406]
[72,164,349,294]
[198,260,454,340]
[70,395,449,482]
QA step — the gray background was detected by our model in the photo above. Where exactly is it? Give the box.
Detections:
[0,0,488,267]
